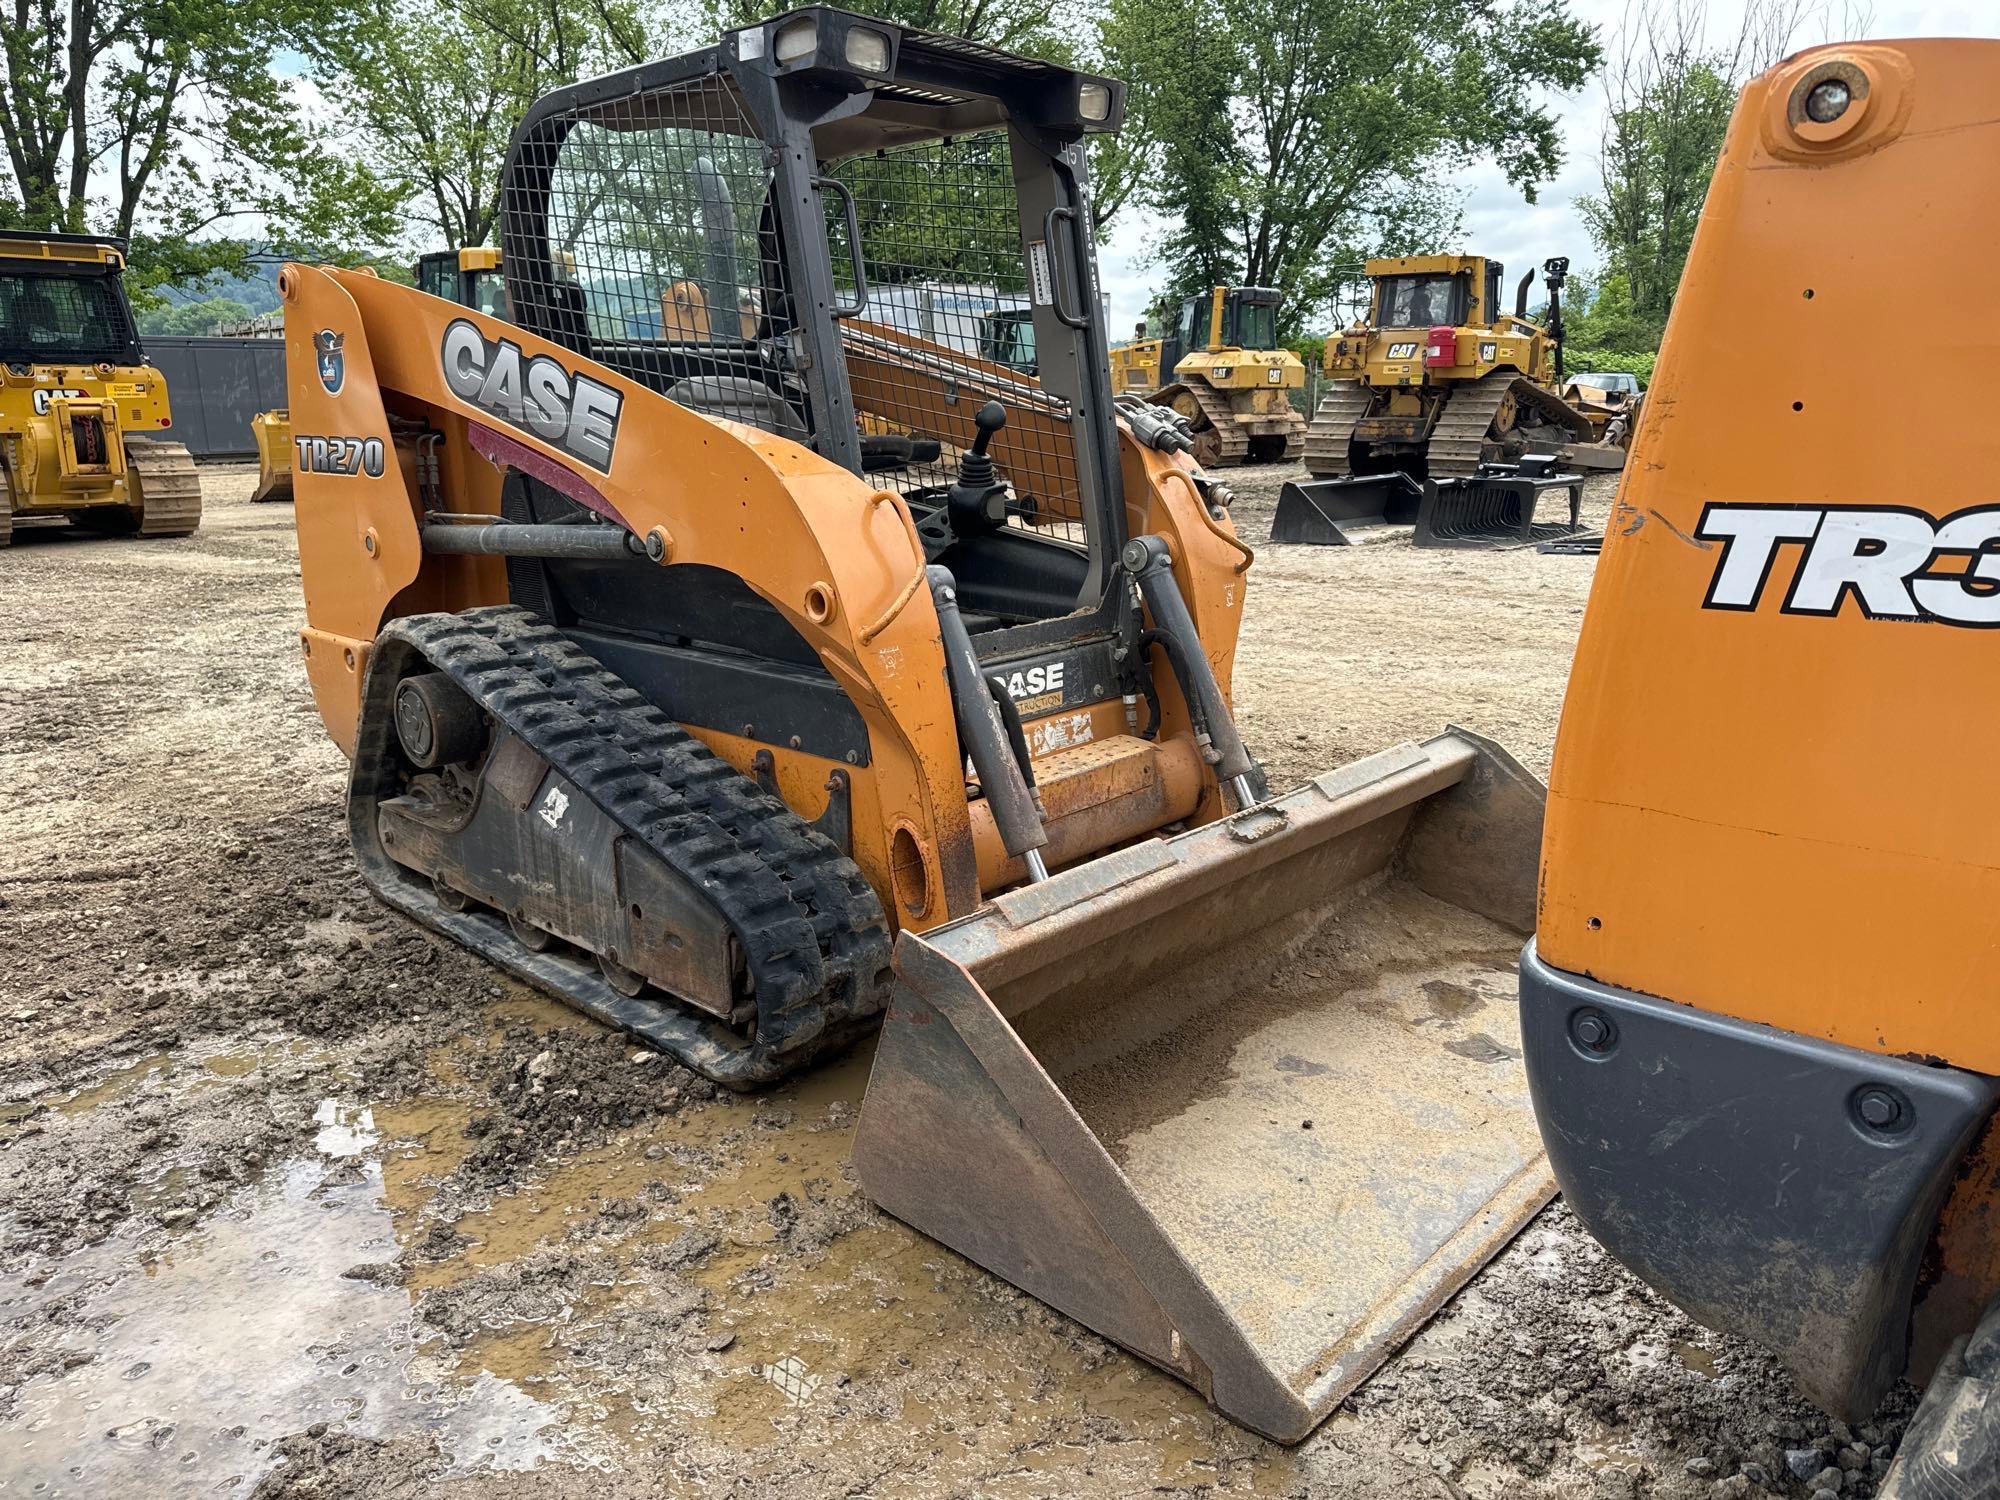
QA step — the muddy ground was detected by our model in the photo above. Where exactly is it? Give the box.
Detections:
[0,466,1912,1498]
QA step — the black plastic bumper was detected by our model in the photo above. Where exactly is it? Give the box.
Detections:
[1519,942,2000,1418]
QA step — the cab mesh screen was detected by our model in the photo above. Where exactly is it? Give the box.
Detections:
[515,76,812,443]
[0,272,130,364]
[832,132,1083,540]
[508,79,1086,542]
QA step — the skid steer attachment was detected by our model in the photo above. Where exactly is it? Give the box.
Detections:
[855,728,1553,1442]
[1413,457,1584,549]
[1269,472,1423,545]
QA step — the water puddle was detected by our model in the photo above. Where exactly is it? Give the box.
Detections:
[1674,1340,1719,1378]
[0,1158,569,1496]
[314,1098,381,1157]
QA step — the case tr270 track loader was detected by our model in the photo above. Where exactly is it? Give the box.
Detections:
[284,8,1554,1441]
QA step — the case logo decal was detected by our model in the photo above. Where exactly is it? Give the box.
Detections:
[999,660,1065,716]
[440,318,622,471]
[315,329,345,394]
[1698,503,2000,626]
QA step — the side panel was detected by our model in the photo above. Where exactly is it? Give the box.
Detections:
[1538,42,2000,1071]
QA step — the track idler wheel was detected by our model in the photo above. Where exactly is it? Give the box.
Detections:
[394,672,487,769]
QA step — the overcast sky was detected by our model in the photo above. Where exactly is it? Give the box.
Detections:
[1095,0,1999,335]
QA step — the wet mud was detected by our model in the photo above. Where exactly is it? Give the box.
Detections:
[0,468,1914,1496]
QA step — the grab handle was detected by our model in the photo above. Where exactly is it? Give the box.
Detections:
[817,176,869,317]
[1041,206,1089,330]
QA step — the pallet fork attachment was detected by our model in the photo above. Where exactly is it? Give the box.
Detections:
[854,729,1554,1441]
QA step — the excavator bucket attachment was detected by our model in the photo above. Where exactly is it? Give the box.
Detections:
[1269,472,1425,545]
[249,409,293,504]
[1413,460,1586,550]
[854,729,1553,1441]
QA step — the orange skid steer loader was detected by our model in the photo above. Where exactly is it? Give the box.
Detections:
[285,9,1552,1440]
[1520,41,2000,1490]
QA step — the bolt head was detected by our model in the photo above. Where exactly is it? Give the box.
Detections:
[1570,1008,1616,1054]
[1856,1087,1905,1130]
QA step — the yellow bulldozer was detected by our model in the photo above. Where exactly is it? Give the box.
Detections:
[1303,252,1622,480]
[283,8,1558,1441]
[0,233,201,545]
[1110,286,1307,466]
[1524,41,2000,1492]
[252,247,509,503]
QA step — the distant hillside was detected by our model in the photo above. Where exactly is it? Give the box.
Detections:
[152,259,284,315]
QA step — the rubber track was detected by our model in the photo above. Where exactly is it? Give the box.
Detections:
[128,441,202,536]
[367,606,892,1084]
[1302,383,1372,478]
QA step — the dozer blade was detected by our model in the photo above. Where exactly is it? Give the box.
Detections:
[853,729,1553,1442]
[1269,473,1424,545]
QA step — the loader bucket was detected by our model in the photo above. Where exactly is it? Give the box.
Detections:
[1269,473,1424,545]
[853,729,1554,1441]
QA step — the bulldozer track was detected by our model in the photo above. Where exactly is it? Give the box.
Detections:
[350,606,893,1088]
[1153,380,1306,468]
[1426,371,1515,478]
[0,464,13,548]
[127,441,202,537]
[1427,373,1595,478]
[1302,383,1372,477]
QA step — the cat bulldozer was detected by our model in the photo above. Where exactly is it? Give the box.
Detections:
[1110,286,1307,467]
[1522,41,2000,1494]
[1303,253,1619,480]
[285,9,1555,1441]
[252,247,510,503]
[0,233,201,545]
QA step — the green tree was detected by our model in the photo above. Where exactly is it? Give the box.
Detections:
[1557,271,1662,383]
[1099,0,1601,334]
[1578,0,1811,322]
[0,0,401,304]
[306,0,652,250]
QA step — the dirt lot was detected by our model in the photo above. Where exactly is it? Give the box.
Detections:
[0,465,1912,1498]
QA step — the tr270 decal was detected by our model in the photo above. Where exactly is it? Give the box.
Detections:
[294,434,386,478]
